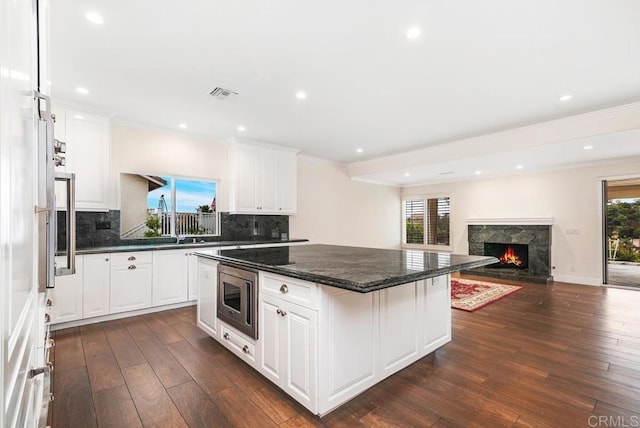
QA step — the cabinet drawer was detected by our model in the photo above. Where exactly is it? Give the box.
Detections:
[261,273,318,309]
[110,251,152,265]
[219,324,256,367]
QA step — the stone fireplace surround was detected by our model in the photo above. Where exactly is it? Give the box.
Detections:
[465,218,553,284]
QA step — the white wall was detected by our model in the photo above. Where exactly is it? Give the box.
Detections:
[290,155,401,249]
[404,160,640,285]
[111,124,402,248]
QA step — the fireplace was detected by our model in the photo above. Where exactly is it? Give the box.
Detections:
[484,243,528,269]
[466,220,552,283]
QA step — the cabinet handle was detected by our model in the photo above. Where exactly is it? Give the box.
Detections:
[128,265,136,270]
[276,308,287,317]
[223,332,230,340]
[46,338,55,349]
[242,345,250,354]
[44,313,50,323]
[46,299,52,307]
[105,258,109,262]
[127,256,136,261]
[280,284,288,294]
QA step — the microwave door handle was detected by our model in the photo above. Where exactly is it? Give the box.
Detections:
[55,172,76,276]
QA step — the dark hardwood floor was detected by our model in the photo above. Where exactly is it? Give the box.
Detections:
[50,275,640,427]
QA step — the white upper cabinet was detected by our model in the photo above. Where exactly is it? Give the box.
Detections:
[53,107,111,211]
[228,142,298,214]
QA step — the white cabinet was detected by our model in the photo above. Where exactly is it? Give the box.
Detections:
[228,143,298,214]
[50,255,84,323]
[196,258,218,338]
[110,252,152,314]
[259,293,317,412]
[421,275,451,355]
[83,254,110,318]
[187,252,199,300]
[53,107,111,211]
[152,250,188,306]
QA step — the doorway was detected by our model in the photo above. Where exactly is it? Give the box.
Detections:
[603,178,640,287]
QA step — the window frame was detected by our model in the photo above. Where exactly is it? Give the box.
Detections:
[401,193,452,252]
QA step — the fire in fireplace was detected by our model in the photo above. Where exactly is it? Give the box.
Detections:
[484,242,529,269]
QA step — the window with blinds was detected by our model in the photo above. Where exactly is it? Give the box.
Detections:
[403,196,450,247]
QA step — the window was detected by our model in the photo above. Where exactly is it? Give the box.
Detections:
[402,196,450,249]
[146,175,219,237]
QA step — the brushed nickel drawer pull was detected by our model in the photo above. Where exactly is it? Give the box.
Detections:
[128,265,136,270]
[280,284,288,294]
[127,256,136,261]
[223,332,230,340]
[242,345,249,354]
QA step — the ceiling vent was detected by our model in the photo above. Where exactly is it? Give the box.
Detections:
[209,87,238,101]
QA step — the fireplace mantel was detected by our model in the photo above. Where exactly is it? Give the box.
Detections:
[465,217,554,226]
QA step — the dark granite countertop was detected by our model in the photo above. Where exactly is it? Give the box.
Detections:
[194,244,498,293]
[71,239,308,255]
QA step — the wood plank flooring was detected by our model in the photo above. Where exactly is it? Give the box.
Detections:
[50,275,640,427]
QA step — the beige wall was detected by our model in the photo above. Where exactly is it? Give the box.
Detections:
[110,124,229,211]
[290,155,401,249]
[404,160,640,285]
[119,173,149,233]
[111,124,402,248]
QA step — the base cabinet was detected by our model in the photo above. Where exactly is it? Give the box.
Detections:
[259,294,317,412]
[50,255,84,323]
[422,275,451,355]
[110,261,152,314]
[196,259,218,338]
[83,254,110,318]
[152,250,188,306]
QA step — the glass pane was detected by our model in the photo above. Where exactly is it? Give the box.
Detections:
[426,197,450,246]
[404,199,424,244]
[146,176,172,237]
[223,281,241,312]
[174,178,218,235]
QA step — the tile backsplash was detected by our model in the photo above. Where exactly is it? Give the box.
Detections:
[57,211,290,250]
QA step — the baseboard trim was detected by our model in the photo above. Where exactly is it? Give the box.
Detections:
[50,301,196,331]
[552,275,602,286]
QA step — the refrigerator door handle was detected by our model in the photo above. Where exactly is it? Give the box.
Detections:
[55,172,76,276]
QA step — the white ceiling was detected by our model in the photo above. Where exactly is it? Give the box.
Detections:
[50,0,640,183]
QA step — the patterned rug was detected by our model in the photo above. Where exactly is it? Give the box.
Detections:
[451,278,523,312]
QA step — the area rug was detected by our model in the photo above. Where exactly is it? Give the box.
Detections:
[451,278,522,312]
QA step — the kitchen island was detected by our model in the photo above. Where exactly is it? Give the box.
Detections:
[194,244,496,415]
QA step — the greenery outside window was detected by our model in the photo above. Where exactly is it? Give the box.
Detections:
[402,196,451,250]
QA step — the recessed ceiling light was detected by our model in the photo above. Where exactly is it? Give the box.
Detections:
[583,145,594,150]
[178,123,187,129]
[516,165,524,170]
[406,27,421,40]
[86,11,104,25]
[75,87,89,95]
[237,125,246,132]
[356,148,363,153]
[475,170,482,175]
[296,91,307,100]
[404,172,410,177]
[559,94,573,102]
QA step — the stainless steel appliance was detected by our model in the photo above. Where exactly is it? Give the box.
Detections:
[35,91,76,290]
[217,264,258,339]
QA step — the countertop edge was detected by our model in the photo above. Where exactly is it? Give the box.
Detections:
[194,251,498,293]
[71,239,309,255]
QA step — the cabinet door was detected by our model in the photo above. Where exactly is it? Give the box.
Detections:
[235,146,258,212]
[258,150,279,212]
[277,151,297,213]
[379,282,419,377]
[283,302,317,411]
[110,263,152,313]
[259,294,285,385]
[83,254,110,318]
[50,256,84,323]
[422,275,451,355]
[196,259,218,337]
[152,250,188,306]
[187,252,199,300]
[64,110,110,210]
